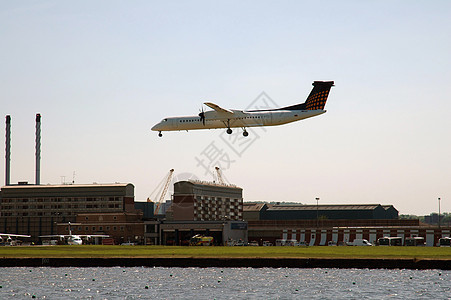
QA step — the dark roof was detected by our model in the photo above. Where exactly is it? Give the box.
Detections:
[1,183,134,197]
[1,183,131,189]
[267,204,383,211]
[243,202,267,211]
[382,205,398,211]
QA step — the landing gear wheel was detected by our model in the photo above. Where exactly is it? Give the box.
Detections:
[158,132,162,137]
[226,128,232,134]
[243,131,248,137]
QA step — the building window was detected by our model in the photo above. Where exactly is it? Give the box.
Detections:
[92,227,96,231]
[146,224,156,233]
[85,227,89,231]
[113,226,117,231]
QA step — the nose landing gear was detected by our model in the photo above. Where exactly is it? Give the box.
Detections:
[158,132,162,137]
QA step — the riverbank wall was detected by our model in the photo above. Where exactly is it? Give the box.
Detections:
[1,257,450,270]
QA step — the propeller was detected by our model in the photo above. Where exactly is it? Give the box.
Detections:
[198,105,206,126]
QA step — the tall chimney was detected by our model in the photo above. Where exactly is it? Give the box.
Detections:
[35,113,41,185]
[5,115,11,186]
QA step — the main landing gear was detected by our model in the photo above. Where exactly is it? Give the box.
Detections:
[158,131,162,137]
[225,128,249,137]
[222,120,248,137]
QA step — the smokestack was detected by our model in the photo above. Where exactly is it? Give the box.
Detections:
[35,113,41,185]
[5,115,11,186]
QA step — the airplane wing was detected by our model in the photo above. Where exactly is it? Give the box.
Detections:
[79,235,110,238]
[39,235,66,238]
[0,233,31,238]
[204,102,234,114]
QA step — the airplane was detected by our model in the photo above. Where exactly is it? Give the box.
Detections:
[151,81,334,137]
[0,233,31,245]
[39,222,109,245]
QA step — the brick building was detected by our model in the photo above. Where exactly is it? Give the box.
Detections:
[170,181,243,221]
[56,212,144,245]
[0,183,135,242]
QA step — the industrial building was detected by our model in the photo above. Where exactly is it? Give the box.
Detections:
[246,218,450,247]
[0,183,136,241]
[158,220,248,246]
[169,180,243,221]
[243,203,399,221]
[154,180,247,245]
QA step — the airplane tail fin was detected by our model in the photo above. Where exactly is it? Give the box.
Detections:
[281,81,334,111]
[304,81,334,110]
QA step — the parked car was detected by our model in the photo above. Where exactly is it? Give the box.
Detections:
[346,239,373,246]
[121,242,135,246]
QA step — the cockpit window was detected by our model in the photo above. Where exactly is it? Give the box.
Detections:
[163,119,167,122]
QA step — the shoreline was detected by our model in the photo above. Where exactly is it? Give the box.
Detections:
[1,257,450,270]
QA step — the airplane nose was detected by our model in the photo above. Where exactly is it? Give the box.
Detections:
[151,123,160,131]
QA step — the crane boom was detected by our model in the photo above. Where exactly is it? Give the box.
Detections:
[215,167,225,185]
[154,169,174,214]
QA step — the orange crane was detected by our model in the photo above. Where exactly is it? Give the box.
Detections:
[147,169,174,214]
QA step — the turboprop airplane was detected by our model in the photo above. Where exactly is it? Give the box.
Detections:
[151,81,334,137]
[39,222,109,245]
[0,233,31,245]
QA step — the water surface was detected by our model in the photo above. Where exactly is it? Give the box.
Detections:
[0,267,449,299]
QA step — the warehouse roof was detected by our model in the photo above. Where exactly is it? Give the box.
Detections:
[0,183,134,197]
[1,183,131,189]
[267,204,384,211]
[243,202,267,212]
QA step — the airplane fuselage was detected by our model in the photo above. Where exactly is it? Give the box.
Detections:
[67,235,83,245]
[152,109,325,132]
[151,81,334,136]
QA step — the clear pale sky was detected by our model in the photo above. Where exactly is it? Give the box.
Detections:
[1,1,450,215]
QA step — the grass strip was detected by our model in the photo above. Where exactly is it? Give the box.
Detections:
[0,245,450,259]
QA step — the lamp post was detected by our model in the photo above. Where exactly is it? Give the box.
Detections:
[316,198,320,228]
[438,197,441,228]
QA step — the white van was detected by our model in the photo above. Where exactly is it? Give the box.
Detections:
[347,239,373,246]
